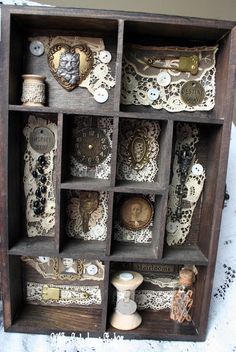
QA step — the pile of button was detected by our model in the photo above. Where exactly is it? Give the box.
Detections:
[147,71,171,101]
[32,155,48,215]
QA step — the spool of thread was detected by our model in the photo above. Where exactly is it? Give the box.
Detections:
[110,271,143,330]
[21,74,46,106]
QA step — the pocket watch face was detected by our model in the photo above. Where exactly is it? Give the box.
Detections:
[75,127,110,167]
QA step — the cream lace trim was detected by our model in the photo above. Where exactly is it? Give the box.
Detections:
[70,117,113,180]
[26,282,102,305]
[21,256,105,281]
[114,194,155,243]
[117,120,161,182]
[66,191,108,241]
[136,290,174,311]
[30,36,116,94]
[166,123,206,246]
[23,115,57,237]
[121,45,218,112]
[143,275,178,288]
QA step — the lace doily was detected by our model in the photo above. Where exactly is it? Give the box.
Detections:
[121,45,218,112]
[26,282,102,306]
[136,290,173,311]
[23,115,57,237]
[166,123,206,246]
[143,275,178,288]
[66,191,108,241]
[29,36,116,96]
[21,256,105,281]
[70,117,113,180]
[117,120,161,182]
[114,194,155,243]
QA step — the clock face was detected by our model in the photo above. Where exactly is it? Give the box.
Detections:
[75,127,110,167]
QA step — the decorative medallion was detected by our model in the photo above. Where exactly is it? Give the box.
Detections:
[75,127,110,167]
[29,127,55,154]
[119,196,154,231]
[128,129,152,170]
[180,80,205,107]
[48,43,94,91]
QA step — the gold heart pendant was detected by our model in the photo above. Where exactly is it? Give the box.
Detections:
[48,44,94,91]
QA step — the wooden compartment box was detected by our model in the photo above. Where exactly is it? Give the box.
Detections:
[0,5,236,341]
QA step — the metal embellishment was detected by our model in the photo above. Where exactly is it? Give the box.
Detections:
[144,55,199,75]
[79,191,99,233]
[180,80,205,107]
[119,196,154,231]
[48,43,94,91]
[129,129,151,170]
[75,127,110,167]
[42,286,60,301]
[29,127,55,154]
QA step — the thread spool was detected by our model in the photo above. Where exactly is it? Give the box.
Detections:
[110,271,143,330]
[21,74,46,106]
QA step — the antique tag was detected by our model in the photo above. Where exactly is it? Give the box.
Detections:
[180,80,205,106]
[119,196,154,231]
[48,43,94,91]
[29,127,55,154]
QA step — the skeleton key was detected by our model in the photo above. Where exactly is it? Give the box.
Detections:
[79,191,99,233]
[144,55,199,75]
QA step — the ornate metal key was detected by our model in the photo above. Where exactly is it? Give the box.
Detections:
[79,191,99,233]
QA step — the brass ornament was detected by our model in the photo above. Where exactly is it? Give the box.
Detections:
[180,80,205,106]
[119,196,154,231]
[75,127,110,167]
[79,191,99,233]
[48,43,94,91]
[144,55,199,75]
[128,129,151,171]
[29,127,55,154]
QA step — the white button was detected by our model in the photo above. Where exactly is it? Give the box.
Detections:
[86,264,98,276]
[119,272,134,281]
[38,256,50,263]
[99,50,112,64]
[192,163,204,176]
[94,88,109,103]
[147,88,160,101]
[166,222,178,234]
[156,72,171,87]
[29,40,44,56]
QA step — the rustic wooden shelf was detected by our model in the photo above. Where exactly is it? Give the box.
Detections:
[1,4,235,341]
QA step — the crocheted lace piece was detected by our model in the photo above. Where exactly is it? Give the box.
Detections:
[121,45,218,112]
[114,194,155,243]
[70,116,113,180]
[136,290,173,310]
[143,275,178,288]
[23,115,57,237]
[66,191,108,241]
[30,36,116,95]
[117,119,161,182]
[26,282,102,305]
[21,257,105,281]
[166,123,206,246]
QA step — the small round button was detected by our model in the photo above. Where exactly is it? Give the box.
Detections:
[119,272,134,281]
[94,88,109,103]
[38,256,50,263]
[147,88,160,101]
[166,221,178,234]
[156,72,171,87]
[86,264,98,276]
[29,40,44,57]
[99,50,112,64]
[192,163,204,176]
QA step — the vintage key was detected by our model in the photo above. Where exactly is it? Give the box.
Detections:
[79,191,99,233]
[144,55,199,75]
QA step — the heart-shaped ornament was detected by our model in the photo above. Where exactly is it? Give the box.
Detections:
[48,43,94,91]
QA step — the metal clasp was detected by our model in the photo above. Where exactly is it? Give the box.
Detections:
[42,285,60,301]
[144,55,199,75]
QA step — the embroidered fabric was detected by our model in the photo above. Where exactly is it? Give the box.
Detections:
[30,36,116,95]
[114,194,155,243]
[23,115,57,237]
[70,116,113,180]
[26,282,102,306]
[66,191,108,241]
[136,290,173,311]
[117,119,161,182]
[21,257,105,281]
[166,123,206,246]
[121,45,218,112]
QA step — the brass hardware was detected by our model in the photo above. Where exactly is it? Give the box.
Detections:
[128,129,151,171]
[144,55,199,75]
[42,285,60,301]
[48,43,94,91]
[180,80,205,106]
